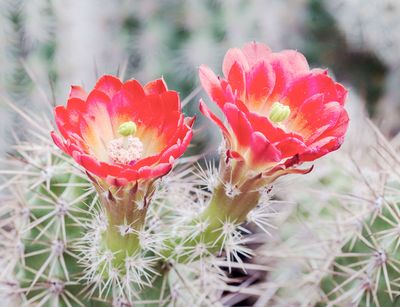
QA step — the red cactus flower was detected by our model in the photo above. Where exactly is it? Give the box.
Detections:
[199,42,349,174]
[51,75,194,186]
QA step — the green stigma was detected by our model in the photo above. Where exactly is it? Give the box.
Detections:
[269,102,291,123]
[118,121,137,137]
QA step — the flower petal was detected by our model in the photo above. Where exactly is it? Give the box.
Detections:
[284,71,345,110]
[249,131,281,168]
[144,78,168,95]
[223,103,253,147]
[69,85,87,100]
[223,48,249,77]
[199,99,231,140]
[269,50,309,100]
[94,75,123,99]
[227,62,246,100]
[241,42,272,68]
[246,61,275,103]
[199,65,227,108]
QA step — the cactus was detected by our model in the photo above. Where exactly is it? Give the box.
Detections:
[318,123,400,306]
[0,37,356,307]
[252,114,400,306]
[0,96,279,306]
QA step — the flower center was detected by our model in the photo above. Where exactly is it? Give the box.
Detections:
[118,121,137,137]
[268,102,291,123]
[107,121,143,164]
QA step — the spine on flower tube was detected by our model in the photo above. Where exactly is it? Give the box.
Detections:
[89,176,156,267]
[161,158,270,262]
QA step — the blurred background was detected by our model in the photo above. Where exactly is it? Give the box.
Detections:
[0,0,399,153]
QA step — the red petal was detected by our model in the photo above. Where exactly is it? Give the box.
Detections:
[275,137,307,158]
[228,62,245,99]
[249,131,281,168]
[160,91,180,113]
[246,61,275,102]
[335,82,348,106]
[269,50,309,100]
[246,111,303,143]
[94,75,123,99]
[51,131,67,153]
[54,106,71,138]
[139,163,172,180]
[199,65,227,108]
[144,78,168,95]
[223,103,253,147]
[123,79,146,99]
[223,48,249,77]
[241,42,272,68]
[300,137,340,162]
[107,82,143,131]
[284,71,346,110]
[81,90,114,159]
[314,108,349,141]
[80,154,108,178]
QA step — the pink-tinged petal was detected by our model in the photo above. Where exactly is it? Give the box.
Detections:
[223,48,249,77]
[106,176,129,187]
[241,42,272,68]
[199,99,231,140]
[139,163,172,180]
[107,82,144,132]
[84,90,115,139]
[228,62,245,99]
[71,150,82,164]
[289,95,340,140]
[68,142,85,156]
[249,131,281,168]
[246,111,303,143]
[284,71,344,110]
[315,108,349,141]
[54,106,71,138]
[335,82,348,106]
[274,137,307,158]
[300,137,341,161]
[223,103,253,147]
[199,65,227,108]
[159,128,193,163]
[160,143,181,163]
[159,125,192,163]
[80,90,115,160]
[144,78,168,95]
[130,154,161,169]
[69,85,87,100]
[65,97,86,132]
[51,131,67,153]
[94,75,123,99]
[246,61,275,103]
[290,93,345,144]
[269,50,309,100]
